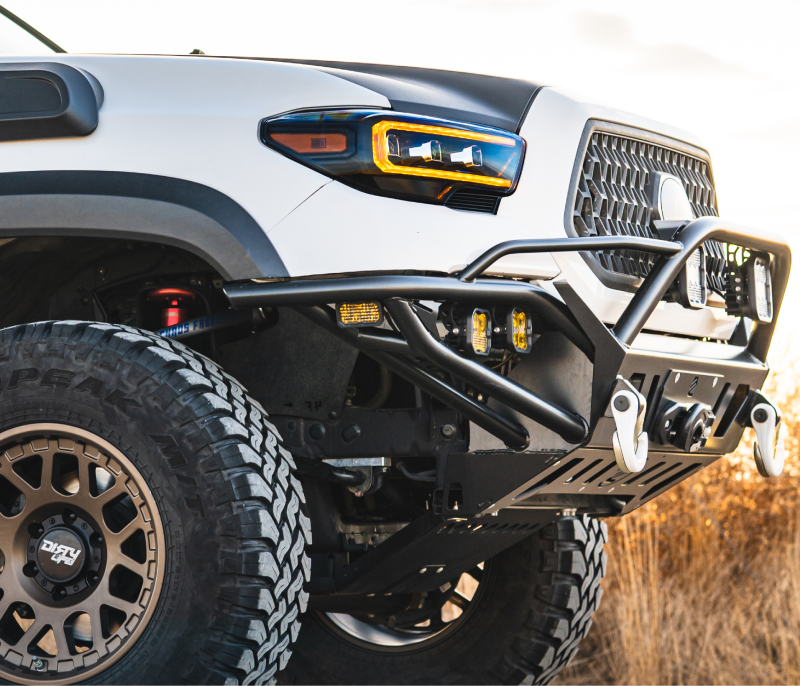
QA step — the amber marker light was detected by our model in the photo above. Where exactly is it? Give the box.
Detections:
[269,132,348,154]
[336,302,384,328]
[372,120,517,188]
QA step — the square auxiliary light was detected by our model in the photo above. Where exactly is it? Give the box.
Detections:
[507,308,532,353]
[675,246,707,310]
[336,302,384,328]
[725,252,774,324]
[467,308,491,355]
[748,254,773,323]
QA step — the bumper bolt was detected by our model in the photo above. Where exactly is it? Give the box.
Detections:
[441,424,457,439]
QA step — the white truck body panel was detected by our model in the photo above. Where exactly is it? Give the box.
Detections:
[0,53,738,339]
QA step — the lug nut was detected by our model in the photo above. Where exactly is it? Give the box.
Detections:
[87,572,99,585]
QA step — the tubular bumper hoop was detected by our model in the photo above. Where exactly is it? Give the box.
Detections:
[224,220,791,449]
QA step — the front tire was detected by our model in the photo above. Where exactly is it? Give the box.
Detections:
[285,515,606,685]
[0,321,310,684]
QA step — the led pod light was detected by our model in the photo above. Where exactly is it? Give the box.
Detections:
[673,246,707,310]
[262,110,525,205]
[507,308,532,353]
[725,252,774,324]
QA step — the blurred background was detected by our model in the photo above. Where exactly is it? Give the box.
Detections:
[6,2,799,682]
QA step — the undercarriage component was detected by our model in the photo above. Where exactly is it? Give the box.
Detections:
[323,458,389,496]
[287,516,607,686]
[156,306,264,340]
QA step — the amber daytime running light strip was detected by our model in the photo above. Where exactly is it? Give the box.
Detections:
[372,120,517,188]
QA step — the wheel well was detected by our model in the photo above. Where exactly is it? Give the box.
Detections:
[0,236,226,330]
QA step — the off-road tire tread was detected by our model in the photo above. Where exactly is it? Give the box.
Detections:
[491,515,607,685]
[0,321,309,685]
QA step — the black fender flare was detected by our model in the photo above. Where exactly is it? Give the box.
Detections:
[0,171,288,280]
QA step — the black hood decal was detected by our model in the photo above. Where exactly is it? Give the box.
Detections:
[264,59,543,133]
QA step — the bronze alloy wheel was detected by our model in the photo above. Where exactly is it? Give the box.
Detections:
[0,423,165,684]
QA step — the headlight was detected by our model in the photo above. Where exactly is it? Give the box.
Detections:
[261,110,525,205]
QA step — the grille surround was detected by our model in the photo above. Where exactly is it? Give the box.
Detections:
[565,120,726,295]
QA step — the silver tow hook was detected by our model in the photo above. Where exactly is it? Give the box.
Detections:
[751,401,785,477]
[611,380,648,473]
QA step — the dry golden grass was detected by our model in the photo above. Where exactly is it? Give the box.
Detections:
[557,348,800,685]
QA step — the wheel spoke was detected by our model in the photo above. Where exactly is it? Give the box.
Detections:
[447,591,470,610]
[92,480,128,506]
[0,464,50,512]
[0,589,14,620]
[465,565,484,583]
[88,606,108,656]
[39,451,55,495]
[0,513,19,538]
[18,618,41,648]
[50,622,70,658]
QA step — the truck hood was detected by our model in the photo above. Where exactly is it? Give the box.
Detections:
[254,58,543,133]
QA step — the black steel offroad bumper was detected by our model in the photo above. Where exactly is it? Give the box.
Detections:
[225,217,790,595]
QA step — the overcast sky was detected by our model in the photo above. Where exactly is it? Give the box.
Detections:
[4,0,799,349]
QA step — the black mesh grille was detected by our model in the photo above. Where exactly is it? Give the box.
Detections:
[572,130,726,294]
[445,189,501,214]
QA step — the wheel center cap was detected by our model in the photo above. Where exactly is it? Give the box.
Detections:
[36,527,85,583]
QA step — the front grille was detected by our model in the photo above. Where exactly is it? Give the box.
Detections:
[571,127,726,294]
